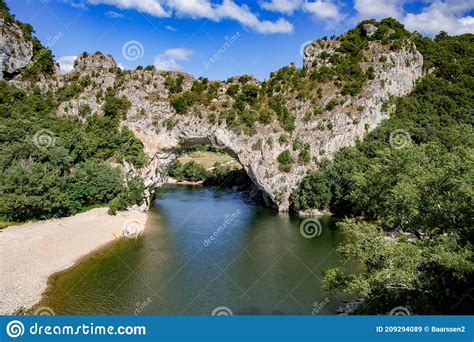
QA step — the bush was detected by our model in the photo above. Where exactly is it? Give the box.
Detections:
[298,147,311,164]
[277,150,293,172]
[226,84,240,97]
[168,161,208,182]
[103,96,131,119]
[170,96,188,114]
[165,75,184,94]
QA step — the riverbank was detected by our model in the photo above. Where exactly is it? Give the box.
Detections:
[166,177,204,185]
[0,208,148,315]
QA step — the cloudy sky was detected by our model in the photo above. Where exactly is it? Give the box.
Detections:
[7,0,474,80]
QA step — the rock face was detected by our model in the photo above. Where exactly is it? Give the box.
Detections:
[362,23,378,37]
[11,33,424,213]
[0,16,33,79]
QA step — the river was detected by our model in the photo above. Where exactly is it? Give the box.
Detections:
[37,184,353,315]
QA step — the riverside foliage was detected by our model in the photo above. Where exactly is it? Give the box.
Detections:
[292,32,474,314]
[0,81,146,221]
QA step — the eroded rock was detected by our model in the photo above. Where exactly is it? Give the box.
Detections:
[10,34,424,213]
[0,16,33,79]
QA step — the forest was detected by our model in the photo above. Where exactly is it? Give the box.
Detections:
[0,82,146,224]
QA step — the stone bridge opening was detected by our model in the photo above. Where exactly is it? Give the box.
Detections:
[160,139,271,208]
[126,127,280,212]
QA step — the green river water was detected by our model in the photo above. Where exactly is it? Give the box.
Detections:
[37,184,354,315]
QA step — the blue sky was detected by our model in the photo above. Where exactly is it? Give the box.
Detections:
[6,0,474,80]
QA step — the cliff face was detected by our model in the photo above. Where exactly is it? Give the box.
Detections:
[0,15,33,79]
[6,23,425,212]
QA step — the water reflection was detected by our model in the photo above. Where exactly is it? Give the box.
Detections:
[37,184,354,315]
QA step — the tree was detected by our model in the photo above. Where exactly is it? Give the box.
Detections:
[292,32,474,314]
[323,219,474,314]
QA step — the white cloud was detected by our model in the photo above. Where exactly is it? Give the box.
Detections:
[260,0,342,21]
[352,0,474,36]
[167,0,215,19]
[154,48,193,71]
[402,1,474,35]
[163,48,193,60]
[304,0,341,20]
[105,10,125,18]
[57,55,77,74]
[88,0,169,16]
[164,25,178,31]
[260,0,302,15]
[216,0,293,33]
[154,58,183,71]
[76,0,293,34]
[67,0,474,36]
[354,0,402,20]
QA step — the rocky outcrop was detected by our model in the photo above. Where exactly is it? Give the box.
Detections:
[0,16,33,79]
[11,30,424,212]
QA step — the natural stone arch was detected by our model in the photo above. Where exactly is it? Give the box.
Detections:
[22,34,423,212]
[118,41,424,212]
[123,123,282,211]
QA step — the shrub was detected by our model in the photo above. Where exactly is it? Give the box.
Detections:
[170,96,188,114]
[298,147,311,165]
[226,84,240,97]
[277,150,293,172]
[103,96,131,119]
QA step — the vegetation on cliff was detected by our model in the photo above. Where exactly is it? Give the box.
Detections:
[0,81,145,221]
[168,159,243,186]
[163,19,415,139]
[293,32,474,314]
[0,0,55,79]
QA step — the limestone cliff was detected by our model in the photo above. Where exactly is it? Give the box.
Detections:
[0,14,33,79]
[5,21,425,212]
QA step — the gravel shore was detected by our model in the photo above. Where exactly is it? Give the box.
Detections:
[0,208,148,315]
